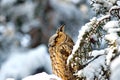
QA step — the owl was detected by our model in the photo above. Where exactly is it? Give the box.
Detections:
[48,25,75,80]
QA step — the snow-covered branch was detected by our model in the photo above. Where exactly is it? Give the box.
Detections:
[68,4,120,79]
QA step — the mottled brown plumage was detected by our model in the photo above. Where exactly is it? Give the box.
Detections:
[48,25,75,80]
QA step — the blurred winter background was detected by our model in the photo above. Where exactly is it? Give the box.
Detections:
[0,0,94,80]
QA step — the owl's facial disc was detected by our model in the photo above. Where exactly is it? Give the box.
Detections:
[48,34,58,47]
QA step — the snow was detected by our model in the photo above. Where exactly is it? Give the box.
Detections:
[69,0,81,4]
[0,45,52,80]
[108,0,117,4]
[67,17,97,64]
[103,21,119,31]
[20,34,31,47]
[0,25,5,35]
[110,56,120,80]
[103,21,120,35]
[97,15,110,22]
[117,1,120,6]
[103,20,119,45]
[106,48,115,65]
[22,72,61,80]
[111,56,120,71]
[91,0,119,16]
[1,0,120,80]
[75,49,107,79]
[5,72,61,80]
[68,3,120,79]
[0,15,6,22]
[103,21,119,65]
[109,6,120,11]
[4,22,15,39]
[89,49,106,57]
[0,22,15,43]
[105,33,118,44]
[76,55,106,80]
[107,28,120,33]
[21,19,40,33]
[0,0,16,7]
[6,78,15,80]
[50,0,81,20]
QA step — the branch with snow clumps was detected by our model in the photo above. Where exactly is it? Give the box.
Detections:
[67,6,120,79]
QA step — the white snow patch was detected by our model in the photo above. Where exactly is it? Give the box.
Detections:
[20,34,31,47]
[22,72,61,80]
[110,56,120,80]
[117,1,120,6]
[0,45,52,80]
[6,78,15,80]
[107,28,120,33]
[111,56,120,70]
[103,21,120,34]
[109,6,120,11]
[97,15,110,22]
[105,33,118,44]
[76,55,106,80]
[89,49,106,57]
[106,48,115,65]
[5,72,61,80]
[103,21,119,31]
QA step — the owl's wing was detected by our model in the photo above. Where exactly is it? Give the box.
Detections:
[57,43,73,60]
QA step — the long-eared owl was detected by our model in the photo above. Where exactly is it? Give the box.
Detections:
[48,25,75,80]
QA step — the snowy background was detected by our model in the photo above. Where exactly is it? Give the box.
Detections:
[1,0,120,80]
[0,0,92,80]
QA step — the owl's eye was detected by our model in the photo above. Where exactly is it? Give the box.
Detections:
[59,35,62,37]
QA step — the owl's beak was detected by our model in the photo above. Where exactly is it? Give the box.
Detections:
[48,43,55,47]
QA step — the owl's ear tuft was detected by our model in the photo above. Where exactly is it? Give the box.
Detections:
[56,25,65,33]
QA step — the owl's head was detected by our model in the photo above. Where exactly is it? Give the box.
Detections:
[48,25,67,47]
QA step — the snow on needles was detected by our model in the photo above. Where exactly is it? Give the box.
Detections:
[105,33,118,44]
[68,13,120,79]
[103,21,119,33]
[76,55,106,80]
[67,17,97,64]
